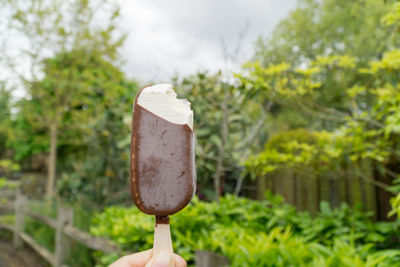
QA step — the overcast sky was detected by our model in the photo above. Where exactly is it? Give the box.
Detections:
[118,0,297,82]
[3,0,298,99]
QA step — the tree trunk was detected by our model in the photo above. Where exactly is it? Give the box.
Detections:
[46,124,57,199]
[233,97,272,196]
[233,176,244,196]
[213,148,223,203]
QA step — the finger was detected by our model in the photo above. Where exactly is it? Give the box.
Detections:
[109,250,152,267]
[151,252,187,267]
[174,254,187,267]
[152,251,171,267]
[108,250,187,267]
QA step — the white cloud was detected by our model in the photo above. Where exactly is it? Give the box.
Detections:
[118,0,297,82]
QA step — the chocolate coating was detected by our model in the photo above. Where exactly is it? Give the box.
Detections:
[155,215,170,224]
[130,88,196,216]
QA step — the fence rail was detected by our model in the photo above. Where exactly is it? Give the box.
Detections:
[0,190,121,266]
[0,189,229,267]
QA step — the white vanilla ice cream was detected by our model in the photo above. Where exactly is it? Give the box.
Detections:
[137,84,193,130]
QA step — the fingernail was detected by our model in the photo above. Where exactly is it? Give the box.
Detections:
[152,251,171,267]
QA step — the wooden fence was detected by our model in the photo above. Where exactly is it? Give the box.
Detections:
[0,191,120,266]
[252,162,394,220]
[0,190,229,267]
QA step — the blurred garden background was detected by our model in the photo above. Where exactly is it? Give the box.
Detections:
[1,0,400,266]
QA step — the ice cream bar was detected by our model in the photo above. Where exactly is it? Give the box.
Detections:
[130,84,196,218]
[130,84,195,266]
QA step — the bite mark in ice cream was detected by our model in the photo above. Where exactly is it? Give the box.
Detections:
[137,84,193,130]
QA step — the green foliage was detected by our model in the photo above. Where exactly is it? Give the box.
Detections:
[255,0,392,66]
[390,193,400,218]
[25,217,56,252]
[24,200,58,253]
[241,47,400,209]
[92,252,120,267]
[7,49,140,204]
[2,0,126,159]
[0,160,20,189]
[382,2,400,26]
[245,0,399,156]
[91,195,400,266]
[6,105,49,160]
[245,129,325,177]
[0,214,14,225]
[0,178,19,190]
[0,87,12,157]
[1,0,130,199]
[47,50,139,205]
[65,243,95,267]
[0,159,20,173]
[237,54,359,134]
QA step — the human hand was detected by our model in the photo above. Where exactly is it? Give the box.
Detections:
[109,249,187,267]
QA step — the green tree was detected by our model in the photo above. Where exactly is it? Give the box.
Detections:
[255,0,392,67]
[13,49,138,203]
[175,72,264,200]
[0,0,125,199]
[53,50,138,205]
[249,0,396,135]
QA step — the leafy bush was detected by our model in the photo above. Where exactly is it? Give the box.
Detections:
[90,194,400,266]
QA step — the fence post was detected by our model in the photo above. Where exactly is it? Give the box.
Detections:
[13,191,26,248]
[55,206,74,267]
[195,250,229,267]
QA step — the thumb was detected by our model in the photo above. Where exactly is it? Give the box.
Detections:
[152,251,172,267]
